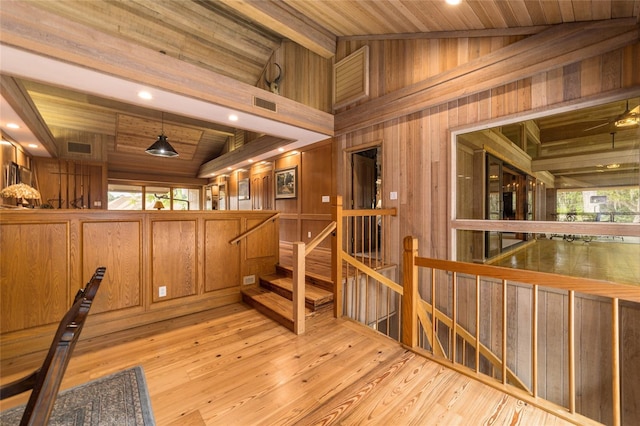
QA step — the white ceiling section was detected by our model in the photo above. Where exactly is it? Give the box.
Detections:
[0,45,330,172]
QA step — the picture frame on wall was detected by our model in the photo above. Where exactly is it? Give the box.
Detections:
[275,166,297,199]
[238,178,250,200]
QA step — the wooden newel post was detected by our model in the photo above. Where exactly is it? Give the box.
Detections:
[332,196,343,318]
[293,241,305,335]
[402,236,418,348]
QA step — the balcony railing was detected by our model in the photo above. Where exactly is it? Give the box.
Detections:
[330,198,640,426]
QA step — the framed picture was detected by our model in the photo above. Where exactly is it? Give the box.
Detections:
[275,166,297,199]
[238,178,250,200]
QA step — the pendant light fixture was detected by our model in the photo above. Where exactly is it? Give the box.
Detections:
[146,112,179,157]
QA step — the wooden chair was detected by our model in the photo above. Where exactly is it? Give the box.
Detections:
[0,266,106,425]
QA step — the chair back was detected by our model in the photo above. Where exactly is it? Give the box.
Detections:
[0,266,106,426]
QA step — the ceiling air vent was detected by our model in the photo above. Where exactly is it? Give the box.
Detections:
[67,142,92,154]
[253,97,277,112]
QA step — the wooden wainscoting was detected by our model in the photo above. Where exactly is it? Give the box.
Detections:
[0,209,279,359]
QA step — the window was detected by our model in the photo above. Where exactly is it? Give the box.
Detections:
[108,183,202,210]
[453,98,639,277]
[108,184,143,210]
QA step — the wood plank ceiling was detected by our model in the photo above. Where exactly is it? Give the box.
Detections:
[1,0,639,179]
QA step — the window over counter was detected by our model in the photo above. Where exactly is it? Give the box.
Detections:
[108,183,201,210]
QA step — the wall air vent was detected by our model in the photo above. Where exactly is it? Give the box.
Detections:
[333,45,370,110]
[253,97,277,112]
[67,142,92,154]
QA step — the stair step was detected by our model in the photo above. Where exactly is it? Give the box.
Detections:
[275,264,333,292]
[241,286,312,331]
[260,273,333,311]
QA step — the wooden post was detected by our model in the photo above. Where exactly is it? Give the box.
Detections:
[612,298,620,426]
[293,241,305,335]
[502,279,507,384]
[332,196,343,318]
[568,290,575,414]
[401,236,418,348]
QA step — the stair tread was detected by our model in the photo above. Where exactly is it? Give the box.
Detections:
[275,265,333,291]
[242,286,312,319]
[261,273,333,302]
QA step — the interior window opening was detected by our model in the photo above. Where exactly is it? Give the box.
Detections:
[453,97,639,282]
[108,183,202,210]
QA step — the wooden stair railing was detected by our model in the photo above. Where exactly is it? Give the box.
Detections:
[292,221,336,334]
[0,266,106,426]
[229,212,280,245]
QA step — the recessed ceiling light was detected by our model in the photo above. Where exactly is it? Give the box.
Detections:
[228,114,238,122]
[138,91,153,100]
[278,148,284,152]
[6,123,20,129]
[606,163,621,169]
[248,159,254,163]
[227,167,233,171]
[28,143,38,148]
[445,0,462,5]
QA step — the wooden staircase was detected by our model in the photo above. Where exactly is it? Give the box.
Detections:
[241,265,333,331]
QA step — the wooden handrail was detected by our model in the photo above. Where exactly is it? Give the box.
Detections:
[414,257,640,303]
[341,207,397,217]
[305,221,336,256]
[341,251,403,294]
[229,212,280,245]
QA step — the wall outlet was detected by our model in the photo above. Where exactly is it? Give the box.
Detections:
[390,191,398,200]
[243,275,256,285]
[308,231,312,238]
[158,286,167,297]
[322,195,330,203]
[93,200,102,207]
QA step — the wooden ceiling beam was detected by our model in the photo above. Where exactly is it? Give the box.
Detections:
[0,76,58,157]
[218,0,336,58]
[198,134,293,178]
[335,19,640,134]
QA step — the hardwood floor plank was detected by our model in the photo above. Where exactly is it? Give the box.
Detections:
[0,304,575,425]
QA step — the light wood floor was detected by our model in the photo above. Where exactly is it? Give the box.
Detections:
[282,238,640,286]
[0,304,572,425]
[490,238,640,285]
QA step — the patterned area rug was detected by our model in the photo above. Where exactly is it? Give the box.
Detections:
[0,366,155,425]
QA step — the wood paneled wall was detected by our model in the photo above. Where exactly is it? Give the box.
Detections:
[0,209,279,358]
[335,34,639,265]
[335,27,639,425]
[33,158,106,209]
[216,139,335,248]
[274,140,334,248]
[262,40,334,113]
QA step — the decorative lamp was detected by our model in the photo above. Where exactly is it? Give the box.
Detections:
[153,201,165,210]
[146,112,179,157]
[0,183,41,207]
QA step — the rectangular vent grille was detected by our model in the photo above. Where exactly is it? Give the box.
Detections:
[333,45,370,109]
[67,142,92,154]
[254,97,277,112]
